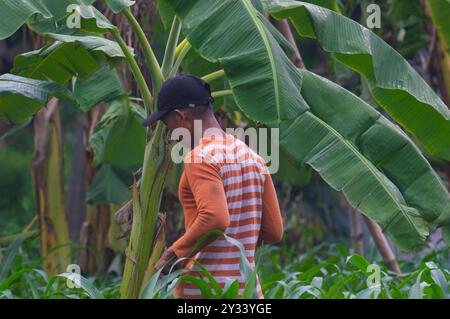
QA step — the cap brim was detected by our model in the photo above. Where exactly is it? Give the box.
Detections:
[141,110,169,127]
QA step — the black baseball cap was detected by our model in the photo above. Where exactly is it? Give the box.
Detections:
[141,74,214,127]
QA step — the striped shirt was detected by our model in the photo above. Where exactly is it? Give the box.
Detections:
[171,133,283,299]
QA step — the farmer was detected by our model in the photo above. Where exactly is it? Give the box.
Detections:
[143,74,283,299]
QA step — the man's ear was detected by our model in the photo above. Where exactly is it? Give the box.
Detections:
[174,109,187,122]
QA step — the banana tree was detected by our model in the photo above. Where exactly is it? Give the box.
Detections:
[0,0,137,275]
[1,0,450,299]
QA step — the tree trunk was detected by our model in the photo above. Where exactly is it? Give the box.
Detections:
[349,209,364,256]
[140,213,166,293]
[67,113,87,241]
[363,216,402,275]
[77,104,116,276]
[31,98,70,274]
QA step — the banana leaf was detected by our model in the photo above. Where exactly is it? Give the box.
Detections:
[428,0,450,51]
[263,0,450,161]
[0,74,74,123]
[90,97,146,167]
[12,34,127,85]
[73,66,124,112]
[290,69,450,249]
[104,0,136,13]
[166,0,308,125]
[0,0,111,40]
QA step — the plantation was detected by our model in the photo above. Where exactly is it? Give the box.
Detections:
[0,0,450,301]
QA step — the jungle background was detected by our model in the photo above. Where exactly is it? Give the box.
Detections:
[1,0,450,299]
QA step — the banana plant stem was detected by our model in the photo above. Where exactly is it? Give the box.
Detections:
[161,17,182,78]
[202,69,226,83]
[111,29,153,112]
[122,7,164,97]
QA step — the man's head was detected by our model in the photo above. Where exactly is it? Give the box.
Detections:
[142,74,215,134]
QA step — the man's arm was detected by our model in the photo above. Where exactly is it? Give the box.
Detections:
[258,175,283,245]
[170,160,230,259]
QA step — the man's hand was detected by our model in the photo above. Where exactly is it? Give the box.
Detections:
[155,247,177,273]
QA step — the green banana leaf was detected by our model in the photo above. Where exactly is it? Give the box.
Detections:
[296,70,450,248]
[0,74,74,123]
[303,0,339,11]
[263,0,450,161]
[428,0,450,51]
[73,67,124,112]
[90,97,146,167]
[168,0,450,250]
[87,164,131,205]
[104,0,136,13]
[0,0,116,40]
[166,0,308,126]
[12,35,126,85]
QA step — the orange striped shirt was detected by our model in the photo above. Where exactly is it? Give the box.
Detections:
[171,133,283,299]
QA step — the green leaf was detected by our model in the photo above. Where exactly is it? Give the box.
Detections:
[0,0,94,40]
[58,272,105,299]
[12,35,127,86]
[301,70,450,227]
[48,34,128,58]
[0,237,25,281]
[86,164,130,205]
[274,149,312,186]
[73,67,123,112]
[346,255,370,274]
[105,0,136,13]
[176,275,215,298]
[157,0,176,29]
[264,0,450,161]
[0,73,74,123]
[428,0,450,52]
[280,71,428,250]
[302,0,339,12]
[167,0,308,125]
[221,279,240,299]
[90,98,146,167]
[29,2,115,35]
[280,69,450,250]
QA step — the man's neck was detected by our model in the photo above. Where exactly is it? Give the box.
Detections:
[192,117,226,148]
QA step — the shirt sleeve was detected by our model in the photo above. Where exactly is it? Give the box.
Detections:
[258,175,283,245]
[171,160,230,259]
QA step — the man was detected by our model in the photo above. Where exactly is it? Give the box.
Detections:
[143,74,283,299]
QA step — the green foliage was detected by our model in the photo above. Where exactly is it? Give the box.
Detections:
[87,164,131,205]
[104,0,136,14]
[264,0,450,161]
[259,244,450,299]
[73,66,123,112]
[428,0,450,52]
[90,97,146,167]
[0,0,94,40]
[2,238,449,299]
[0,73,74,123]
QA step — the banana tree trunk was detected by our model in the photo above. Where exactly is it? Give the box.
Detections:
[119,123,172,298]
[363,216,402,275]
[67,113,87,241]
[140,213,166,294]
[78,104,115,276]
[78,204,113,276]
[31,98,70,274]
